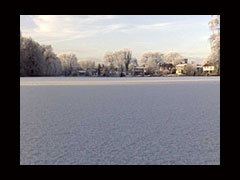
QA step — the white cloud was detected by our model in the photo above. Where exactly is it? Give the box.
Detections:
[137,22,173,30]
[21,16,208,43]
[21,15,120,43]
[119,22,173,33]
[119,21,206,33]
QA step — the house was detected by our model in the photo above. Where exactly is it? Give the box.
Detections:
[159,63,175,73]
[86,68,97,76]
[132,66,144,76]
[176,64,187,75]
[203,64,215,76]
[78,70,86,76]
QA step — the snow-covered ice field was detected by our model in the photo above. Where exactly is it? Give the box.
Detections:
[20,77,220,165]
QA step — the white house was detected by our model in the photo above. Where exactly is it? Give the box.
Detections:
[176,64,187,75]
[203,64,215,75]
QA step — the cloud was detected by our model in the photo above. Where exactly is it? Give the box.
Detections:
[21,15,121,43]
[21,16,208,44]
[20,15,211,59]
[119,22,173,33]
[119,20,206,33]
[137,22,173,30]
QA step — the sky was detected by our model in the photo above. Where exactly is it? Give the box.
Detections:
[20,15,212,64]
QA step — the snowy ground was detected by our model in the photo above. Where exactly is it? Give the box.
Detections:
[20,77,220,165]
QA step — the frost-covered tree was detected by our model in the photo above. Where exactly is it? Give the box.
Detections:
[20,37,45,76]
[164,52,184,65]
[20,33,63,77]
[20,31,22,47]
[20,31,25,76]
[42,45,62,76]
[113,51,124,73]
[104,49,133,75]
[97,64,101,76]
[104,51,116,74]
[58,53,79,76]
[184,64,195,76]
[104,52,115,66]
[119,48,132,75]
[78,60,95,70]
[208,15,220,32]
[128,58,139,74]
[140,52,164,71]
[130,58,138,67]
[203,15,220,75]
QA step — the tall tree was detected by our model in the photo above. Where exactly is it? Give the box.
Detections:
[20,37,45,76]
[120,48,132,75]
[42,45,62,76]
[97,64,101,76]
[104,51,116,74]
[203,15,220,75]
[20,33,63,77]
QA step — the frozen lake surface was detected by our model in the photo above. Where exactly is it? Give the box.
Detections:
[20,77,220,165]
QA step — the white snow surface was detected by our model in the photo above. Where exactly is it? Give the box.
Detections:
[20,77,220,165]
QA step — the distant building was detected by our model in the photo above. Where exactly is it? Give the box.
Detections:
[86,68,97,76]
[176,64,187,75]
[78,70,86,76]
[159,63,175,72]
[203,64,215,76]
[132,66,144,76]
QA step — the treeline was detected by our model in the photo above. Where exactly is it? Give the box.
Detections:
[104,50,187,75]
[20,32,108,77]
[20,32,61,76]
[20,31,190,77]
[20,32,84,77]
